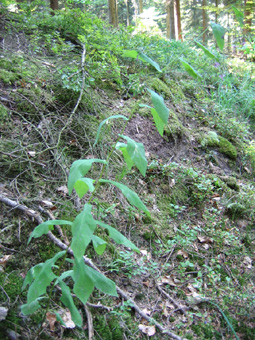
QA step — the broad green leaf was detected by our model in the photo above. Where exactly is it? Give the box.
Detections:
[28,220,73,244]
[97,220,139,252]
[74,178,95,198]
[93,115,128,146]
[21,299,41,315]
[73,258,95,304]
[68,159,107,194]
[71,204,97,260]
[138,52,162,72]
[22,263,44,290]
[180,59,201,79]
[73,258,117,305]
[122,50,138,58]
[99,179,150,217]
[194,40,219,61]
[116,142,134,170]
[59,281,83,328]
[27,251,66,303]
[210,22,225,51]
[85,264,118,297]
[147,89,169,124]
[139,104,152,109]
[122,50,162,72]
[92,235,107,255]
[119,135,147,176]
[151,107,165,136]
[232,6,244,27]
[56,270,74,284]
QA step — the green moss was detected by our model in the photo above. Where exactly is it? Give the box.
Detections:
[221,176,239,191]
[164,109,186,137]
[200,132,237,160]
[0,103,8,121]
[165,78,186,102]
[201,131,220,147]
[219,136,237,160]
[227,202,246,219]
[0,69,20,84]
[150,77,171,98]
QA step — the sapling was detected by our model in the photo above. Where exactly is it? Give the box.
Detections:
[21,88,170,328]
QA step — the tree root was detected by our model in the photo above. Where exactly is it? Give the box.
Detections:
[0,193,188,340]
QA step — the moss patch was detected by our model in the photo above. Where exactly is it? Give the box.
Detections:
[150,77,171,98]
[219,136,237,160]
[165,78,186,102]
[0,69,20,85]
[200,131,237,160]
[164,109,186,137]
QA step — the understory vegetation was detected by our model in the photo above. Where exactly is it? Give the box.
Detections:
[0,3,254,340]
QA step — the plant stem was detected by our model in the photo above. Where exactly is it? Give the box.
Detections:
[88,107,136,203]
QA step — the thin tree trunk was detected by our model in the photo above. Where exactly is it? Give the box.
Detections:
[176,0,182,41]
[108,0,118,27]
[132,0,138,25]
[166,0,175,40]
[50,0,58,15]
[139,0,143,14]
[202,0,207,44]
[170,0,176,39]
[244,0,253,35]
[215,0,219,23]
[125,0,130,26]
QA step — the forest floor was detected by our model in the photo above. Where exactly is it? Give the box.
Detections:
[0,8,255,340]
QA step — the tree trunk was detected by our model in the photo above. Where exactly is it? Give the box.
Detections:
[175,0,182,41]
[244,0,253,35]
[215,0,219,23]
[131,0,139,25]
[50,0,58,11]
[166,0,175,40]
[202,0,207,44]
[125,0,130,26]
[139,0,143,14]
[108,0,118,27]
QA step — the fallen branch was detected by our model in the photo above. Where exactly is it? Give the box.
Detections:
[0,193,188,340]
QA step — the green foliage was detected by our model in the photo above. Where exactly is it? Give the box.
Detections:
[194,40,219,61]
[22,80,172,326]
[210,22,225,51]
[180,59,201,79]
[116,135,147,176]
[139,89,170,136]
[122,50,162,72]
[94,115,128,146]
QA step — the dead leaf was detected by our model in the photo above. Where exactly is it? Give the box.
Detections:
[0,255,12,268]
[177,249,189,258]
[140,249,151,260]
[46,312,57,331]
[142,308,151,316]
[169,178,175,187]
[0,307,8,321]
[41,200,54,208]
[57,309,75,329]
[27,151,36,157]
[56,185,68,196]
[142,280,152,288]
[159,276,176,286]
[243,256,252,269]
[197,235,213,244]
[138,324,156,336]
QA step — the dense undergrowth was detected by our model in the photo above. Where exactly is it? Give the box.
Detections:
[0,3,255,340]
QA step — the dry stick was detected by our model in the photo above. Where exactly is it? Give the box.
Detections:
[0,194,188,340]
[84,305,94,340]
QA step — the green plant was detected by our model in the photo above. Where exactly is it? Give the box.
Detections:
[21,87,170,328]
